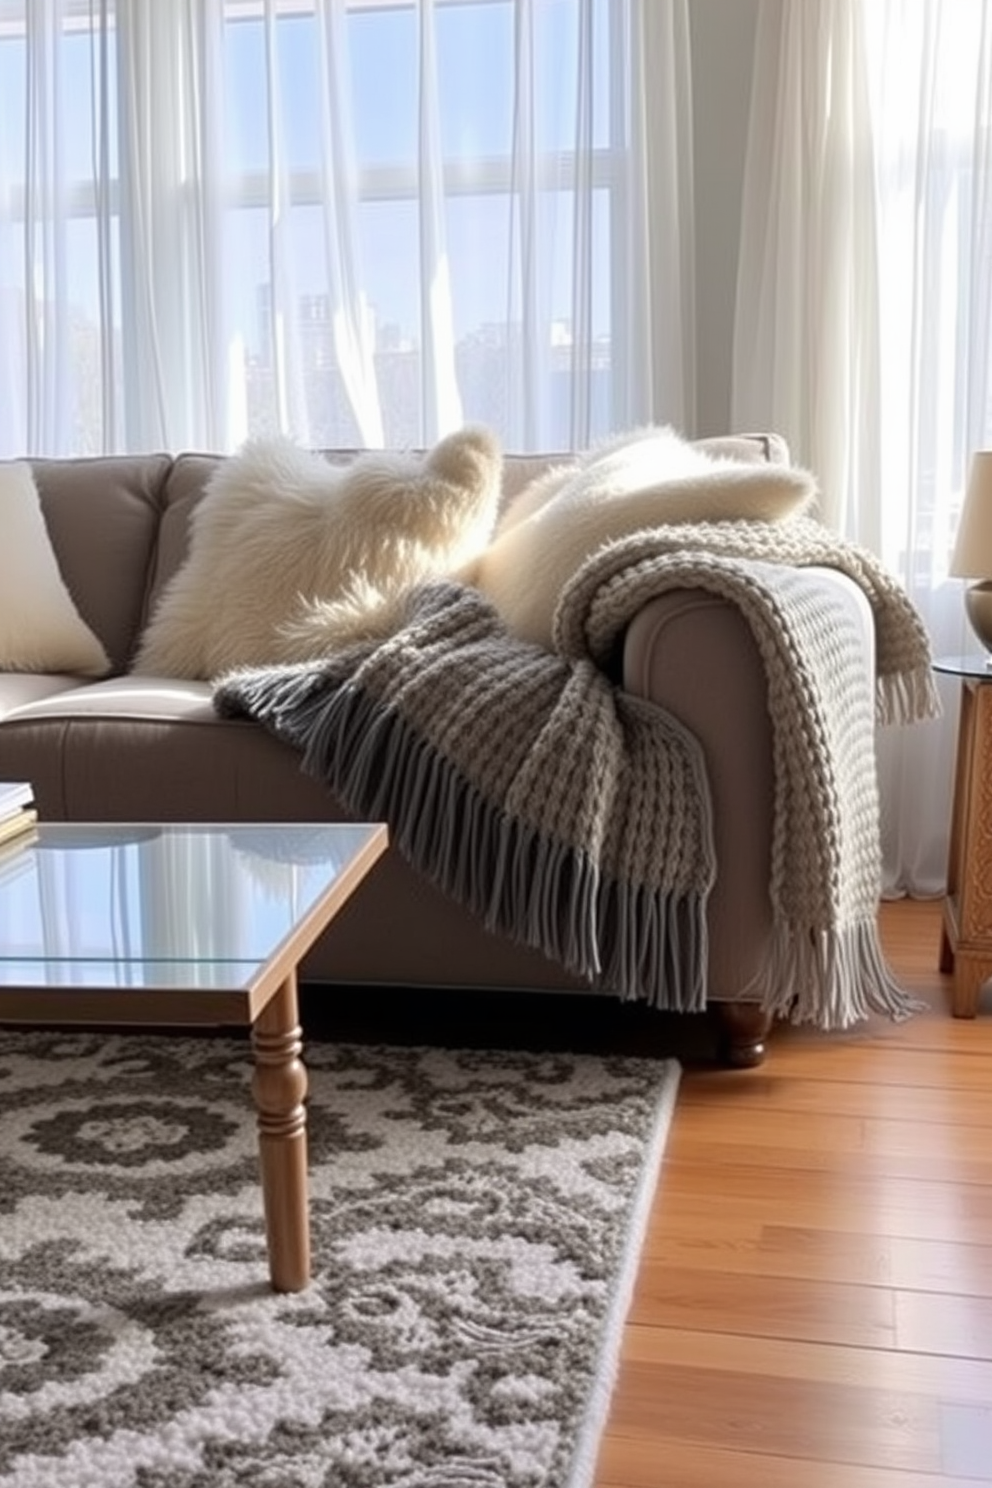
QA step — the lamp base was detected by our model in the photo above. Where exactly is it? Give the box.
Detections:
[964,582,992,653]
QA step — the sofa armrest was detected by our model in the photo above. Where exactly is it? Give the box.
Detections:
[621,566,875,1002]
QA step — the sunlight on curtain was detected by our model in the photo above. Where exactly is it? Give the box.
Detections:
[731,0,880,539]
[0,0,693,457]
[733,0,992,896]
[115,0,228,450]
[627,0,694,426]
[862,0,992,895]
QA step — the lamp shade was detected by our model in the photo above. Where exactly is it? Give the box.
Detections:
[951,451,992,578]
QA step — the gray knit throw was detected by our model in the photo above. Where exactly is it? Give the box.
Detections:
[214,519,940,1029]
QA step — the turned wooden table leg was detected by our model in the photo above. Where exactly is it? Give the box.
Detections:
[251,972,310,1292]
[714,1002,773,1068]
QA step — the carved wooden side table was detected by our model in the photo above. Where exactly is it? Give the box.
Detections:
[936,655,992,1015]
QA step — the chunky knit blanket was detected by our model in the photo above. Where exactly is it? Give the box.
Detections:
[214,517,940,1029]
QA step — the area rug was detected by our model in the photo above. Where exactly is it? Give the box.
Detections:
[0,1031,680,1488]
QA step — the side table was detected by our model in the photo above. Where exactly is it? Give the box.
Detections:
[935,654,992,1016]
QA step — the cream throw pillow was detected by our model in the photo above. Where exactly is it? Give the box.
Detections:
[133,426,503,680]
[0,461,111,676]
[463,424,817,648]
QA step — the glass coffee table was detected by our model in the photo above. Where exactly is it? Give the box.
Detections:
[0,821,388,1291]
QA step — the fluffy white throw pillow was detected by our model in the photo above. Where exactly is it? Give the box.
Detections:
[133,426,503,680]
[0,461,111,676]
[463,424,817,648]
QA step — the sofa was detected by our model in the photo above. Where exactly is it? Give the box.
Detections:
[0,435,877,1066]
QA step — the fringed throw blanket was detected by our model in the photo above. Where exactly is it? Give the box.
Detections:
[214,517,941,1029]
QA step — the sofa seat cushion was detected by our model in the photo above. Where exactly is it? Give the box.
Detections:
[1,676,220,726]
[0,677,343,823]
[0,674,92,721]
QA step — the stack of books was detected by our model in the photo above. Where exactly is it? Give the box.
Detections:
[0,781,37,849]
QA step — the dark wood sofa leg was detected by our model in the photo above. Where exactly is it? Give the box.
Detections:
[714,1002,773,1068]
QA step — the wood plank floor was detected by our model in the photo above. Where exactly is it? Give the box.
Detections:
[593,897,992,1487]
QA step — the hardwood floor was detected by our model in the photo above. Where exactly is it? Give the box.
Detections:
[593,898,992,1486]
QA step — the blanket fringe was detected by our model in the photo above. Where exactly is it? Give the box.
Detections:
[296,681,708,1009]
[746,919,926,1028]
[594,879,709,1013]
[878,664,943,726]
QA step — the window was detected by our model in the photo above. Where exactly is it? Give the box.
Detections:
[1,0,684,457]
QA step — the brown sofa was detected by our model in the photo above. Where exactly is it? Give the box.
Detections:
[0,438,874,1064]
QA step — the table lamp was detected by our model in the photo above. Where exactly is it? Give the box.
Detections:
[951,451,992,652]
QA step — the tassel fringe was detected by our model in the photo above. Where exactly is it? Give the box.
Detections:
[746,919,927,1028]
[878,664,943,726]
[295,680,710,1010]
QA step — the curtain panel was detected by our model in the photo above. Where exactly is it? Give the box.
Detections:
[0,0,694,458]
[732,0,992,895]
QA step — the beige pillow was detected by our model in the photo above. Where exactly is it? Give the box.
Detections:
[0,461,111,676]
[463,424,817,648]
[133,426,503,680]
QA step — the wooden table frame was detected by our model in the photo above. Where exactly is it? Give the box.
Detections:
[0,823,389,1292]
[940,677,992,1016]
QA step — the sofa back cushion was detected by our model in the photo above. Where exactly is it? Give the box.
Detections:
[146,453,225,626]
[30,455,173,675]
[496,434,782,503]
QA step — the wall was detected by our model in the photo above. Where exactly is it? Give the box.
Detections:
[687,0,759,436]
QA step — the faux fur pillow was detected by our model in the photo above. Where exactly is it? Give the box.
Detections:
[133,426,503,680]
[462,424,817,648]
[0,461,111,676]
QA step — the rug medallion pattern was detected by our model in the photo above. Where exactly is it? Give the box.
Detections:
[0,1032,679,1487]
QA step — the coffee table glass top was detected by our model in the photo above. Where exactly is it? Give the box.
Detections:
[0,822,385,990]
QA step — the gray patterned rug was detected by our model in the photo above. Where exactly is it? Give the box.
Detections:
[0,1031,680,1488]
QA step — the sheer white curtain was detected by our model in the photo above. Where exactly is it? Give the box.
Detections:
[0,0,694,459]
[731,0,880,540]
[732,0,992,895]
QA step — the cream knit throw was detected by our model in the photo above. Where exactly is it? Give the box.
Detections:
[214,519,940,1029]
[557,516,939,725]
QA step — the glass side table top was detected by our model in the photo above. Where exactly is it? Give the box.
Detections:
[0,822,386,991]
[932,654,992,679]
